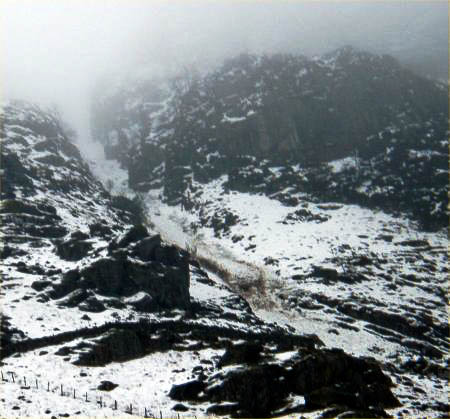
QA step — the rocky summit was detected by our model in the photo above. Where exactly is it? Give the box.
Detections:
[0,46,448,419]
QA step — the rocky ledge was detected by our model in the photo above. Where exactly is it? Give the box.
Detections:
[34,225,191,313]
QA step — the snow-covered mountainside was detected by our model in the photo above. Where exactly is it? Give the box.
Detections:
[91,157,449,418]
[91,47,448,230]
[1,45,449,418]
[86,47,448,418]
[1,100,433,418]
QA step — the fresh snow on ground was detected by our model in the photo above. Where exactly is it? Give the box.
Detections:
[86,165,447,418]
[2,136,445,418]
[87,155,446,337]
[1,344,223,418]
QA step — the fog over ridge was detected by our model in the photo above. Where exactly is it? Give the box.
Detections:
[1,0,448,147]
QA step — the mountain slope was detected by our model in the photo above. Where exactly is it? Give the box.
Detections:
[1,100,416,418]
[91,47,448,229]
[85,48,449,417]
[90,155,449,418]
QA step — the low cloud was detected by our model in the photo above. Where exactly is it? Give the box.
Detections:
[1,0,447,143]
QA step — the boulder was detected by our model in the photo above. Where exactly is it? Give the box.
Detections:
[218,341,264,367]
[168,380,206,401]
[396,239,429,248]
[336,408,391,418]
[78,257,125,296]
[56,289,90,308]
[167,347,400,416]
[31,280,52,292]
[70,231,90,241]
[49,269,81,299]
[311,266,339,282]
[74,328,145,366]
[125,260,190,309]
[206,364,288,416]
[1,245,26,259]
[114,224,149,249]
[125,292,158,312]
[56,235,92,261]
[79,295,106,313]
[287,348,400,409]
[305,386,359,408]
[89,222,112,237]
[50,250,190,311]
[133,234,162,261]
[172,403,189,412]
[206,402,240,416]
[97,381,118,391]
[153,243,186,266]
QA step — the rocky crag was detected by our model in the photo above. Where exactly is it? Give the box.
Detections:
[91,46,448,230]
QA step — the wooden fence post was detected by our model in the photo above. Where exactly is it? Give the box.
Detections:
[1,371,3,381]
[85,392,88,402]
[160,410,162,419]
[73,389,76,399]
[23,377,26,386]
[114,400,117,410]
[47,382,50,392]
[35,379,38,389]
[130,404,133,415]
[60,384,63,396]
[145,407,147,417]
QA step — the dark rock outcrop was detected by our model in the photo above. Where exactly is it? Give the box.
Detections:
[207,363,289,416]
[132,234,162,261]
[49,226,190,312]
[79,295,106,313]
[91,48,447,229]
[97,381,118,391]
[168,380,206,401]
[55,231,92,261]
[74,328,145,366]
[218,341,264,367]
[169,346,400,417]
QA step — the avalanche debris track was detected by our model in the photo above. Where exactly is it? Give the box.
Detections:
[90,151,448,418]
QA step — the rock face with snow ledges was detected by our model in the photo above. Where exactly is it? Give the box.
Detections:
[91,47,448,229]
[47,225,190,312]
[0,101,191,323]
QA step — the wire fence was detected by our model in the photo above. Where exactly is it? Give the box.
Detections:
[1,369,197,418]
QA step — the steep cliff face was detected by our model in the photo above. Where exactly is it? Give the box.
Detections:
[159,47,445,164]
[90,47,448,228]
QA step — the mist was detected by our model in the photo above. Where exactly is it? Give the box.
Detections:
[2,0,447,146]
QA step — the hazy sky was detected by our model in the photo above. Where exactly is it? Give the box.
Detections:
[1,0,447,143]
